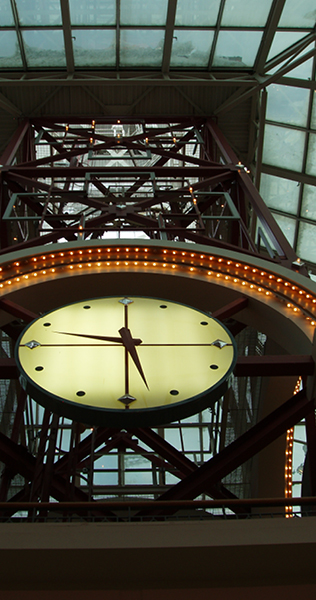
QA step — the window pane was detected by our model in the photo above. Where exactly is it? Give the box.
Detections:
[267,32,306,61]
[278,0,316,27]
[73,29,115,66]
[170,30,214,68]
[266,84,310,127]
[120,30,164,67]
[69,0,116,25]
[15,0,62,25]
[301,185,316,221]
[121,0,168,25]
[22,30,66,67]
[213,30,262,68]
[273,213,296,246]
[297,222,316,262]
[222,0,273,26]
[262,124,305,172]
[260,173,300,215]
[0,0,14,26]
[0,31,23,67]
[306,133,316,176]
[175,0,221,26]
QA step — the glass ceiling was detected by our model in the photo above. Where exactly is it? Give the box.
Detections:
[0,0,315,71]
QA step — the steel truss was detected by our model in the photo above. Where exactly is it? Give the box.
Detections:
[0,116,315,519]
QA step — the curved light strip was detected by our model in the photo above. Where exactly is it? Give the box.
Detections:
[0,244,315,335]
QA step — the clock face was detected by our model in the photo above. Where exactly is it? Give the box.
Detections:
[16,297,237,427]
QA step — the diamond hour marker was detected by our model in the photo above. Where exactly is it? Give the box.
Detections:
[25,340,40,349]
[211,339,230,349]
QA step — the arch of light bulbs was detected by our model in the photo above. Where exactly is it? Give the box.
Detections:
[0,243,315,338]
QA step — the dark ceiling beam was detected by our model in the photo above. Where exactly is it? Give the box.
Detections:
[0,358,19,379]
[162,0,177,74]
[254,0,287,73]
[0,298,38,322]
[0,92,22,117]
[262,163,316,187]
[0,119,29,166]
[143,388,313,507]
[235,355,315,377]
[6,166,233,178]
[60,0,75,75]
[212,297,248,321]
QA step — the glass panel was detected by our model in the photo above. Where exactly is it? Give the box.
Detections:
[15,0,62,25]
[213,30,263,68]
[267,32,306,61]
[121,0,168,26]
[301,184,316,221]
[297,222,316,262]
[221,0,273,27]
[266,84,310,127]
[73,29,116,66]
[287,45,314,80]
[120,29,164,67]
[262,124,305,172]
[0,0,14,26]
[22,30,66,67]
[278,0,316,27]
[306,133,316,176]
[260,173,300,215]
[170,29,214,68]
[0,30,22,67]
[272,213,296,246]
[69,0,116,25]
[175,0,221,26]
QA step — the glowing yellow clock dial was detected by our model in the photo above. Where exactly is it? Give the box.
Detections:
[16,297,237,426]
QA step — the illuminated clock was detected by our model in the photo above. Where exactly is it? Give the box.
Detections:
[15,296,237,427]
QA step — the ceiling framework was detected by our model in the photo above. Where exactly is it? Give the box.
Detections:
[0,116,315,519]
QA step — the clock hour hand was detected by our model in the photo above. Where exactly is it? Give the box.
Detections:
[54,331,143,345]
[119,327,149,390]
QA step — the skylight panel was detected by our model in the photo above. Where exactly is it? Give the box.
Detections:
[170,29,214,68]
[221,0,273,27]
[260,173,300,215]
[21,30,66,67]
[72,29,116,66]
[0,0,14,26]
[266,84,310,127]
[69,0,116,25]
[297,222,316,262]
[175,0,221,26]
[306,133,316,176]
[311,96,316,130]
[267,31,307,61]
[213,30,263,68]
[120,0,168,26]
[273,213,296,246]
[120,30,164,67]
[15,0,62,25]
[0,30,23,67]
[301,185,316,221]
[262,124,305,172]
[278,0,316,28]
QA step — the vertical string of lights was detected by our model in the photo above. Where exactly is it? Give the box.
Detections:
[285,376,302,518]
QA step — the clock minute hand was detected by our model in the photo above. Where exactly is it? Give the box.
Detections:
[119,327,149,390]
[55,331,143,345]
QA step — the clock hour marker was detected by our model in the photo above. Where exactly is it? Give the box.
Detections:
[118,394,136,408]
[211,339,232,349]
[76,390,86,397]
[83,305,91,309]
[43,322,51,327]
[35,366,44,371]
[210,364,219,370]
[200,321,208,326]
[160,305,167,309]
[25,340,40,349]
[170,390,179,396]
[119,297,133,306]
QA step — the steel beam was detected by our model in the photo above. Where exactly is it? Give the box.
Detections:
[141,389,313,507]
[0,120,30,166]
[235,355,315,377]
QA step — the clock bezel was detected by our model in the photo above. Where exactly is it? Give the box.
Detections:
[15,295,237,427]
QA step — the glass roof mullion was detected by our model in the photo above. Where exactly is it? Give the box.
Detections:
[254,0,286,74]
[207,0,225,70]
[60,0,74,75]
[162,0,177,74]
[9,0,27,70]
